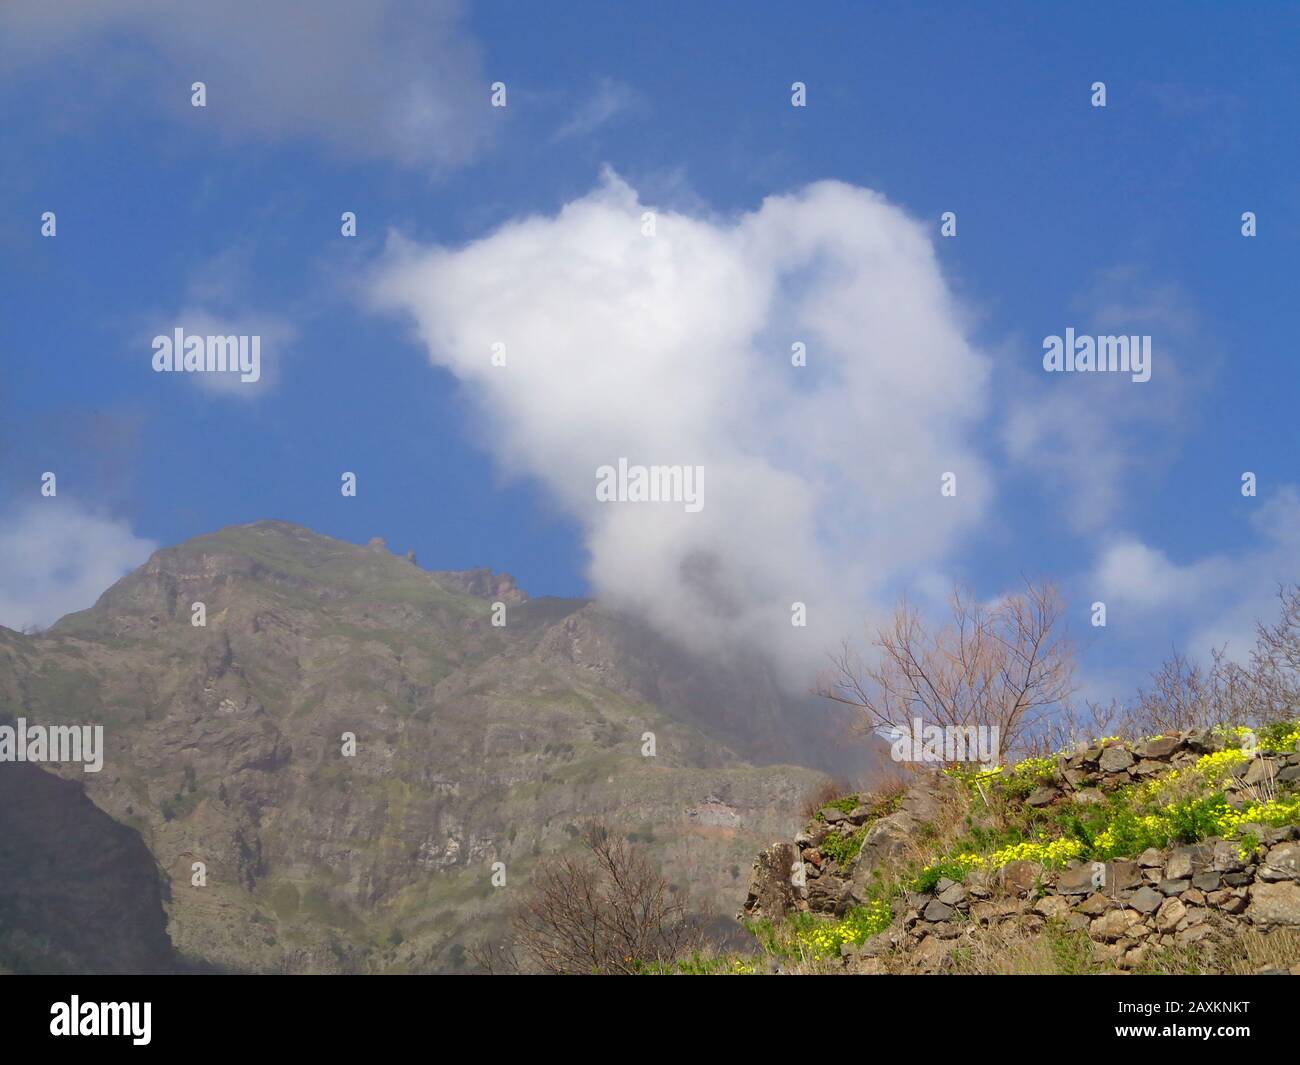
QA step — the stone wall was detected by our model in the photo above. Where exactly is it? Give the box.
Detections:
[741,729,1300,973]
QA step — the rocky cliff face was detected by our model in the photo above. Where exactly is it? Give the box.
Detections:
[0,520,867,973]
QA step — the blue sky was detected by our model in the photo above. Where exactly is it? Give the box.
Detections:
[1,1,1297,698]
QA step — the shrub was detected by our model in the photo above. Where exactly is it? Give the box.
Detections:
[819,827,866,866]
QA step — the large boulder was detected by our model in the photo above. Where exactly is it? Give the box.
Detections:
[1259,842,1300,883]
[741,842,804,920]
[849,774,956,900]
[1099,746,1135,774]
[1246,881,1300,927]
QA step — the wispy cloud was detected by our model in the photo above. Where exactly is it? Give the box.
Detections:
[553,78,643,141]
[1001,271,1202,531]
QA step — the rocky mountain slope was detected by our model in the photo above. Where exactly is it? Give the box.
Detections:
[0,520,869,973]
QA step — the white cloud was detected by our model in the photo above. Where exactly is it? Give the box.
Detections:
[1092,486,1300,662]
[0,0,491,170]
[154,308,295,398]
[0,502,156,632]
[369,171,994,683]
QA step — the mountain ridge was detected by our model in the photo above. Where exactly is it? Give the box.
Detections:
[0,519,872,972]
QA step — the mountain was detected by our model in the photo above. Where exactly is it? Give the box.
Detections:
[0,520,872,973]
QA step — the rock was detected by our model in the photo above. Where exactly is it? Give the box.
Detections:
[847,806,874,824]
[1000,860,1038,897]
[1058,862,1106,895]
[1091,940,1124,964]
[1243,757,1277,787]
[1099,747,1135,773]
[1182,888,1207,906]
[936,883,967,907]
[1033,895,1072,919]
[1175,923,1215,946]
[1155,896,1187,934]
[1026,785,1059,807]
[1165,845,1210,881]
[1246,881,1300,926]
[858,930,898,958]
[1133,760,1165,777]
[1058,860,1137,895]
[1063,767,1090,788]
[1137,847,1164,868]
[923,899,954,922]
[849,777,956,897]
[1091,908,1140,942]
[807,875,848,912]
[910,934,957,973]
[933,877,957,894]
[1158,880,1190,896]
[1110,861,1142,890]
[1121,943,1151,969]
[743,842,805,918]
[1259,842,1300,882]
[1127,886,1163,915]
[1139,736,1181,759]
[1071,788,1106,806]
[1076,893,1114,916]
[1219,892,1248,915]
[1278,764,1300,783]
[820,806,849,825]
[1191,871,1220,892]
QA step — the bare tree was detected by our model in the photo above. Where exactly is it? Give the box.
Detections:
[1120,586,1300,736]
[1022,697,1125,757]
[820,580,1076,762]
[495,825,699,975]
[1124,647,1248,735]
[1249,583,1300,723]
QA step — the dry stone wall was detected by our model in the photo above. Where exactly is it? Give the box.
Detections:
[742,729,1300,973]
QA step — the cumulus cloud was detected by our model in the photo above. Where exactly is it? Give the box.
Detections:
[369,171,994,683]
[0,502,156,632]
[1092,486,1300,662]
[0,0,491,170]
